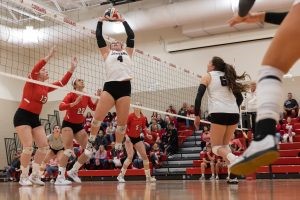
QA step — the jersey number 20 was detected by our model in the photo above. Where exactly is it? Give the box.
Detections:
[117,55,123,63]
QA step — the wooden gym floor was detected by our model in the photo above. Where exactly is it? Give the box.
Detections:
[0,179,299,200]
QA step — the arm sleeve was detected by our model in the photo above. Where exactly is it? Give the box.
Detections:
[30,59,46,80]
[96,21,107,48]
[194,84,207,116]
[59,93,72,111]
[265,12,288,25]
[48,71,72,92]
[122,21,135,48]
[238,0,256,17]
[234,92,244,107]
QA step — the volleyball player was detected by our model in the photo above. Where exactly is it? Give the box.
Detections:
[55,79,101,185]
[117,104,156,183]
[42,125,64,168]
[13,47,77,186]
[88,14,135,151]
[194,57,247,184]
[227,0,300,175]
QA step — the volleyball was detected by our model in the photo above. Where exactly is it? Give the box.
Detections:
[104,7,120,21]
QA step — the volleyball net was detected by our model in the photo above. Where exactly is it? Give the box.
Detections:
[0,0,206,121]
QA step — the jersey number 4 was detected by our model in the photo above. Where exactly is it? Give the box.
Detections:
[117,55,123,63]
[220,76,228,86]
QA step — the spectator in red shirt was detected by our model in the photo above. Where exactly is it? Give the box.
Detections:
[200,144,216,180]
[200,126,211,151]
[83,112,93,134]
[13,47,76,186]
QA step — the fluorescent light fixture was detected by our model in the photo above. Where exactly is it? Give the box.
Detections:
[23,26,39,44]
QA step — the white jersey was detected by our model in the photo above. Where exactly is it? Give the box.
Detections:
[104,50,133,82]
[207,71,239,114]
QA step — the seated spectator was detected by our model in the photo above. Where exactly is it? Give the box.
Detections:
[7,149,21,181]
[110,142,124,168]
[103,112,113,128]
[132,151,143,169]
[200,144,216,180]
[156,114,166,129]
[84,112,93,134]
[95,130,108,150]
[200,126,211,151]
[44,158,59,183]
[150,143,161,168]
[149,118,161,132]
[230,136,245,153]
[215,156,227,180]
[165,122,178,157]
[95,145,109,169]
[283,92,299,118]
[178,103,188,124]
[187,105,195,128]
[166,104,176,115]
[283,117,296,143]
[144,126,160,151]
[105,123,115,143]
[151,112,158,120]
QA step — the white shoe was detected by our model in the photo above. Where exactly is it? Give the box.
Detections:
[19,176,32,186]
[67,170,81,183]
[117,174,125,183]
[215,176,219,180]
[55,176,72,185]
[50,179,55,184]
[29,174,45,186]
[227,178,239,184]
[209,175,215,180]
[199,175,205,180]
[146,176,156,182]
[229,135,279,175]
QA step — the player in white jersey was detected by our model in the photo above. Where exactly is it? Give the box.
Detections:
[227,0,300,176]
[88,14,135,151]
[194,56,248,184]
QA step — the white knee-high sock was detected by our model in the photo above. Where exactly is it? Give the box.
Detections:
[255,66,284,141]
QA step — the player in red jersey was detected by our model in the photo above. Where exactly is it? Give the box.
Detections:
[55,78,101,185]
[117,103,156,183]
[13,47,77,186]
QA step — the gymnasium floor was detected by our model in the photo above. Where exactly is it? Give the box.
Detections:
[0,179,299,200]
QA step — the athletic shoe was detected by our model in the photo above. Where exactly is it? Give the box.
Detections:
[227,178,239,184]
[215,176,219,180]
[19,176,32,186]
[199,175,205,180]
[209,175,215,180]
[146,176,156,182]
[55,176,72,185]
[229,135,279,175]
[67,170,81,183]
[29,174,45,186]
[117,174,125,183]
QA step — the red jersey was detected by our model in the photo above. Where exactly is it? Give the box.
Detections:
[126,113,147,138]
[19,59,72,114]
[59,93,96,124]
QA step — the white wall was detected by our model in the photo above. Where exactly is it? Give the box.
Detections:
[133,27,300,80]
